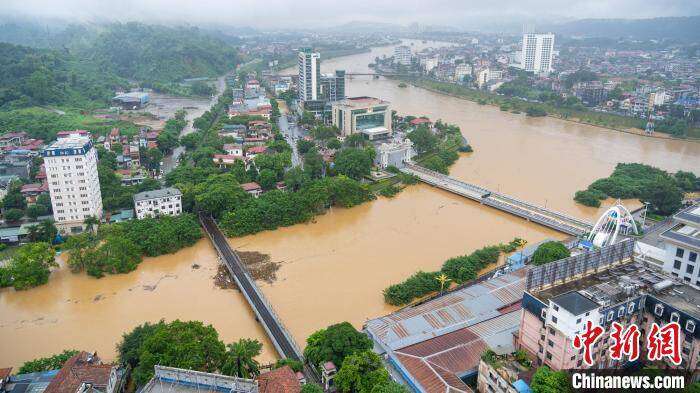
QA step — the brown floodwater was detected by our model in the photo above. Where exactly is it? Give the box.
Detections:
[0,240,276,368]
[2,40,700,368]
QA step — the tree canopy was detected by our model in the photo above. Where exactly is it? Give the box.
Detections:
[531,241,571,266]
[303,322,373,368]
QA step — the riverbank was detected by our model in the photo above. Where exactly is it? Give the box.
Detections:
[395,76,700,142]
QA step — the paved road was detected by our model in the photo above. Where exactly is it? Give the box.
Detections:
[278,114,302,168]
[200,215,302,361]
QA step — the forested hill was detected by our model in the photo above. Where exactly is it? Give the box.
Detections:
[80,23,239,86]
[0,22,239,109]
[0,42,126,109]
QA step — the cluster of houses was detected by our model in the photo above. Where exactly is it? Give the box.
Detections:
[0,350,344,393]
[100,127,162,179]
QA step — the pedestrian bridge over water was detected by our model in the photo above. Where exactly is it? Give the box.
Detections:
[400,163,594,236]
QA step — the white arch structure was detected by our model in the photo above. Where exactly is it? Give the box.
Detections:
[588,202,639,248]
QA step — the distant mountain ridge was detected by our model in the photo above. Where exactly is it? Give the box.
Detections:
[546,16,700,41]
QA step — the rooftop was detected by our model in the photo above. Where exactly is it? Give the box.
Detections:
[241,182,262,192]
[257,366,300,393]
[365,268,528,351]
[531,259,700,319]
[550,291,599,316]
[334,96,389,108]
[133,187,182,202]
[44,352,112,393]
[44,136,91,151]
[6,369,59,393]
[142,366,257,393]
[661,223,700,250]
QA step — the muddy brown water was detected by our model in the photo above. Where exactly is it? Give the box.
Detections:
[2,40,699,368]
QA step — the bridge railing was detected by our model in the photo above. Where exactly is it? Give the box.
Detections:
[199,216,303,360]
[490,192,592,229]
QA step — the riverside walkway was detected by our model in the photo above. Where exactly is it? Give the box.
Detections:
[401,163,593,236]
[199,215,303,361]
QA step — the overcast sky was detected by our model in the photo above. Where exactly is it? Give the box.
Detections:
[1,0,698,29]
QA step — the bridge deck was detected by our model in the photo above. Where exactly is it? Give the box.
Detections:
[200,215,302,361]
[401,164,593,236]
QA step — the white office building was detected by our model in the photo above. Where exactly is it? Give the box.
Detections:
[520,33,555,74]
[43,136,102,233]
[133,187,182,219]
[393,45,412,66]
[298,48,320,102]
[660,204,700,288]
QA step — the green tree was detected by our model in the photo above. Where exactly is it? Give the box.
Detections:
[327,138,342,149]
[303,148,325,179]
[2,181,26,210]
[297,139,315,155]
[26,204,48,220]
[532,241,570,266]
[303,322,372,367]
[407,125,438,154]
[194,174,251,218]
[334,148,373,180]
[8,242,57,290]
[642,176,683,216]
[274,358,303,372]
[301,384,325,393]
[132,320,227,386]
[530,366,570,393]
[334,351,390,393]
[117,321,164,368]
[18,350,79,374]
[370,381,409,393]
[220,338,263,379]
[344,133,366,148]
[4,208,24,222]
[258,169,278,191]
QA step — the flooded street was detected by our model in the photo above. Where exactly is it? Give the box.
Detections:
[2,41,700,368]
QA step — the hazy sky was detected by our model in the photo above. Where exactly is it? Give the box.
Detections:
[1,0,698,29]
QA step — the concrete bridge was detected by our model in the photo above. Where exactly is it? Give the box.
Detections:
[199,215,304,361]
[401,163,593,236]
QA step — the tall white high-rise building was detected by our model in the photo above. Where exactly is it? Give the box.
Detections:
[298,48,320,102]
[43,135,102,233]
[394,45,412,66]
[520,33,555,74]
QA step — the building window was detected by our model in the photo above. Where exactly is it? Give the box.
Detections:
[548,339,554,347]
[576,318,582,324]
[541,309,547,319]
[687,320,696,333]
[675,260,682,270]
[628,303,635,314]
[691,252,698,263]
[607,311,614,322]
[552,316,558,324]
[655,304,664,316]
[671,312,680,323]
[618,307,625,318]
[553,304,559,311]
[688,265,695,275]
[546,352,552,360]
[677,248,685,258]
[549,328,556,336]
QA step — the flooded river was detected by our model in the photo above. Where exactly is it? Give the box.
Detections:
[2,41,700,368]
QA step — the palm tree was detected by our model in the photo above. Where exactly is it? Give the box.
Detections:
[436,273,451,294]
[26,225,40,242]
[83,215,99,234]
[220,339,263,379]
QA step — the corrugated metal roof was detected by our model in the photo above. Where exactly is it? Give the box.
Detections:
[366,269,528,350]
